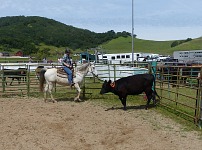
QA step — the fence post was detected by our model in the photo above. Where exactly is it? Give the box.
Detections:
[149,61,157,91]
[175,68,180,107]
[2,66,5,93]
[198,68,202,128]
[82,77,86,99]
[148,63,152,74]
[113,64,116,81]
[27,65,30,98]
[108,64,110,81]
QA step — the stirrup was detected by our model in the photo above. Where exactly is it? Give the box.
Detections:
[70,83,75,88]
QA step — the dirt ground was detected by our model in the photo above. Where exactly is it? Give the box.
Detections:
[0,97,202,150]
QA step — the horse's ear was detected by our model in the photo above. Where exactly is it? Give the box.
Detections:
[108,80,112,84]
[90,61,95,65]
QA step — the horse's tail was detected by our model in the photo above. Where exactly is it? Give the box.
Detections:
[39,69,46,92]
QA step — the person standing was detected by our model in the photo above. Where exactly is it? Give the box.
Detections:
[62,48,74,87]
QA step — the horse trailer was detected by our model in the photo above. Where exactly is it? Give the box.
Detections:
[173,50,202,64]
[98,52,159,64]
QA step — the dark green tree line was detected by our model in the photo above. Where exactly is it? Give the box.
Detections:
[0,16,131,55]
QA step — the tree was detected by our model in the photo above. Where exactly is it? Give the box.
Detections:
[2,44,12,52]
[21,43,39,56]
[35,48,51,60]
[171,41,179,48]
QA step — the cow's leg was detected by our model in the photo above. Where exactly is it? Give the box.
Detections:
[152,91,156,106]
[120,96,127,110]
[145,90,153,109]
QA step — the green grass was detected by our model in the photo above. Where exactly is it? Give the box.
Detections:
[101,37,173,55]
[0,57,29,63]
[101,36,202,55]
[165,37,202,55]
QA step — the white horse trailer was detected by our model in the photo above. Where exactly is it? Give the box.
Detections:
[98,53,140,64]
[173,50,202,64]
[98,52,159,64]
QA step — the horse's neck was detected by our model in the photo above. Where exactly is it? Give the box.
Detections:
[76,64,89,75]
[74,65,89,81]
[75,70,88,77]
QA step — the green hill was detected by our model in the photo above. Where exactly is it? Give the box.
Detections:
[101,36,202,56]
[101,37,174,55]
[165,37,202,55]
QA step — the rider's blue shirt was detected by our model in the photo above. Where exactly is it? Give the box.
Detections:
[62,54,72,66]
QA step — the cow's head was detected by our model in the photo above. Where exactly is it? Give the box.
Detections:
[100,80,112,94]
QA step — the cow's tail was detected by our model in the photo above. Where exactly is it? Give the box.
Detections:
[39,69,46,92]
[153,89,161,100]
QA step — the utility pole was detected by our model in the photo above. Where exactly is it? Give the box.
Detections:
[131,0,134,65]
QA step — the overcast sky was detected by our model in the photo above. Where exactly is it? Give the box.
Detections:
[0,0,202,41]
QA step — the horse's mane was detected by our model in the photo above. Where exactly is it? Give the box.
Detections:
[76,63,90,72]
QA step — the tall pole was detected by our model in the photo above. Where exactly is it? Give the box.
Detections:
[132,0,134,65]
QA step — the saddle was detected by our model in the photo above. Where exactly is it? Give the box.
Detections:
[57,67,75,78]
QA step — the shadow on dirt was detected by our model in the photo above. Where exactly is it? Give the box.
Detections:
[105,104,157,111]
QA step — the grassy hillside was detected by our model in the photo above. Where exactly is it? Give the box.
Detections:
[165,37,202,55]
[101,36,202,56]
[0,16,130,55]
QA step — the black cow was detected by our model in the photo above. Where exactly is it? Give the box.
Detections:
[100,74,160,110]
[2,68,27,85]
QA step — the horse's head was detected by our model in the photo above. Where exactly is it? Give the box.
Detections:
[87,62,95,73]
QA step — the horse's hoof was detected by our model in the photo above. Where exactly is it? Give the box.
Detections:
[52,100,57,103]
[74,98,82,102]
[77,99,82,102]
[74,99,78,102]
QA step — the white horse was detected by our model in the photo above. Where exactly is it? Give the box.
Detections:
[39,62,95,102]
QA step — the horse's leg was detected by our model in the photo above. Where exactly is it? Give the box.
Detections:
[74,83,82,102]
[44,83,49,102]
[48,82,57,103]
[10,78,14,85]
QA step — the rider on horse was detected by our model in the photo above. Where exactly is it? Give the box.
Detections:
[62,48,74,87]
